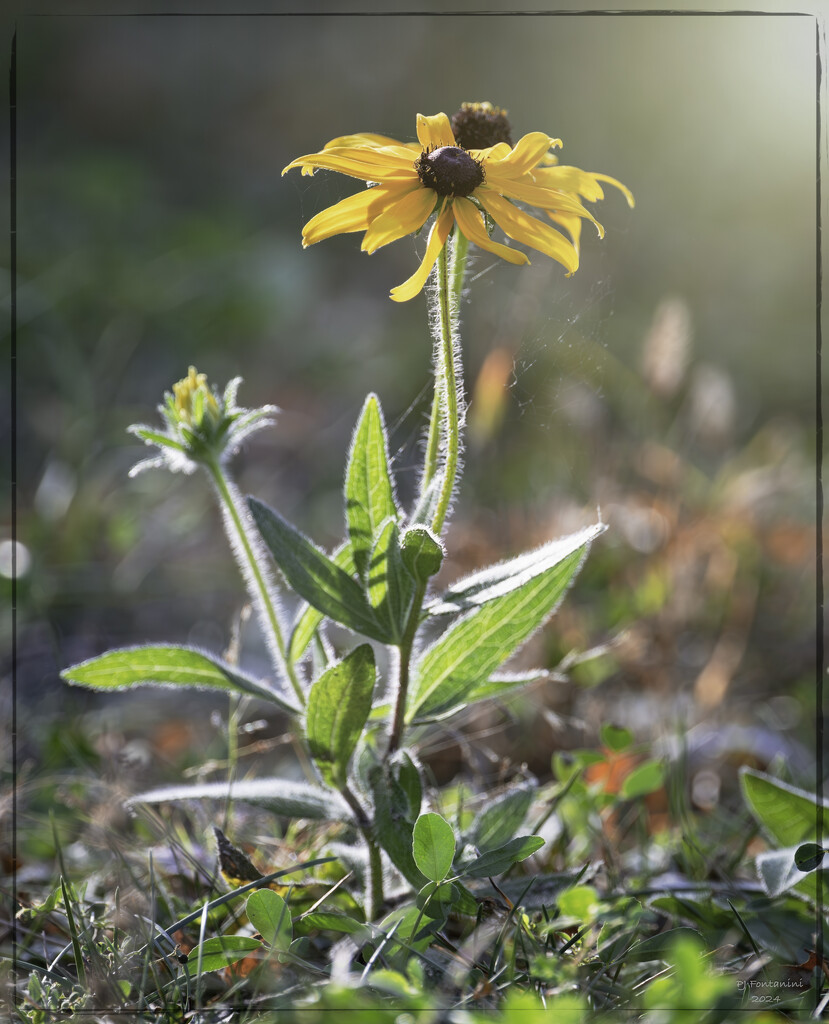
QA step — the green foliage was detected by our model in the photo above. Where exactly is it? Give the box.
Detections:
[412,812,456,882]
[60,644,299,713]
[245,889,292,951]
[408,534,596,721]
[740,767,828,902]
[345,393,399,580]
[306,644,376,787]
[184,935,263,977]
[249,496,387,641]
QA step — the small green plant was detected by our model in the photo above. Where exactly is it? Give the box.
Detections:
[30,101,778,1018]
[59,103,630,931]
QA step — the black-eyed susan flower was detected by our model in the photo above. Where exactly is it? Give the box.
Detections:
[283,106,633,302]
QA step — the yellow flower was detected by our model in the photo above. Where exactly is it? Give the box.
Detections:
[283,111,633,302]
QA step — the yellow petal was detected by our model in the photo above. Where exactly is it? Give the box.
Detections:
[486,132,562,177]
[361,187,438,253]
[531,165,607,202]
[283,147,418,182]
[453,198,529,266]
[416,113,456,150]
[482,177,604,237]
[478,192,579,274]
[302,185,415,247]
[590,172,635,208]
[546,211,583,254]
[468,142,512,161]
[390,204,455,302]
[322,132,406,150]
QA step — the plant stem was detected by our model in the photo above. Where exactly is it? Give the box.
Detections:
[205,458,305,708]
[391,231,469,755]
[431,237,463,537]
[386,581,427,757]
[420,229,467,510]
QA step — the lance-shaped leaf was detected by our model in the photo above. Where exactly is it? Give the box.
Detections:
[428,523,605,616]
[288,542,356,664]
[306,644,376,787]
[61,645,298,715]
[249,497,388,642]
[740,768,828,846]
[185,936,263,977]
[462,835,545,878]
[408,530,597,721]
[345,394,398,579]
[411,671,549,723]
[127,778,353,822]
[367,519,415,644]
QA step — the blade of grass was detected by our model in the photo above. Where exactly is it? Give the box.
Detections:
[59,877,86,989]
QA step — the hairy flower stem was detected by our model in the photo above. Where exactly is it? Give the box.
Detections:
[340,783,383,919]
[204,458,305,708]
[421,230,468,496]
[386,580,428,757]
[431,235,465,537]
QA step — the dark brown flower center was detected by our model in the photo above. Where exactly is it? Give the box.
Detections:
[450,102,513,151]
[415,145,484,197]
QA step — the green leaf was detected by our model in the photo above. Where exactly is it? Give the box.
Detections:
[409,530,597,721]
[306,645,376,787]
[128,778,353,821]
[288,542,356,664]
[392,751,423,822]
[795,842,826,872]
[249,497,387,642]
[623,927,704,964]
[600,723,633,752]
[428,523,604,616]
[345,394,398,579]
[186,936,262,976]
[368,764,427,889]
[471,784,535,854]
[620,760,665,799]
[462,835,545,878]
[246,889,292,951]
[295,910,370,938]
[740,768,828,846]
[400,526,444,584]
[61,644,299,715]
[412,813,456,882]
[366,519,414,644]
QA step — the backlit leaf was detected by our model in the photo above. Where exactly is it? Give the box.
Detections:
[345,394,398,579]
[250,497,387,641]
[306,644,376,787]
[412,812,456,882]
[61,645,298,714]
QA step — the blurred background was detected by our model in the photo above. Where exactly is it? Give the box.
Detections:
[2,11,820,859]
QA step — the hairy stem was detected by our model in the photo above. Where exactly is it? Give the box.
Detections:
[205,458,305,708]
[420,229,467,510]
[386,580,428,757]
[429,239,462,536]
